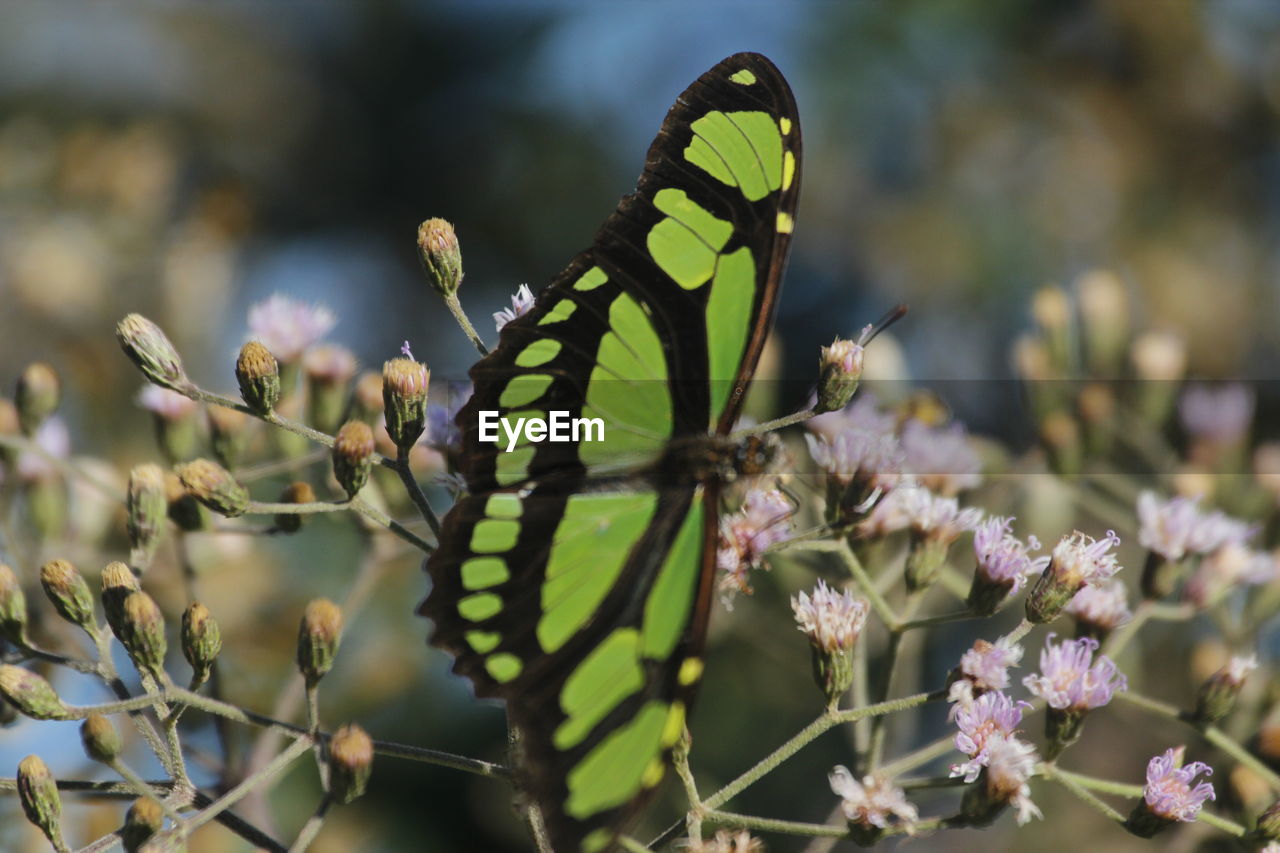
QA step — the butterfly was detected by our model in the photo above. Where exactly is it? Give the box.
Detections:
[421,52,800,853]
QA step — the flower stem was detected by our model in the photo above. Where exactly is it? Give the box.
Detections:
[444,292,490,356]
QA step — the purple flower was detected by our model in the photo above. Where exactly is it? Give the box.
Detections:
[1143,747,1214,822]
[974,516,1048,593]
[856,483,918,538]
[791,581,869,653]
[900,419,983,495]
[1048,529,1123,587]
[1179,383,1254,444]
[717,488,794,600]
[955,636,1024,695]
[1187,510,1256,556]
[1137,491,1202,562]
[951,690,1029,782]
[1065,579,1131,632]
[902,488,983,543]
[829,766,918,831]
[493,284,535,332]
[247,294,336,362]
[1183,543,1274,607]
[1023,634,1126,710]
[805,430,904,493]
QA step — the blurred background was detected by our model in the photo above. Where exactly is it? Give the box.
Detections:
[4,1,1280,851]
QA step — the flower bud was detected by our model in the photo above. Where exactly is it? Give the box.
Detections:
[1039,411,1081,480]
[351,371,384,424]
[297,598,343,686]
[382,358,429,451]
[164,472,206,532]
[0,665,68,719]
[1254,798,1280,841]
[328,723,373,804]
[235,341,280,415]
[181,602,221,686]
[40,559,95,632]
[127,464,168,571]
[1032,285,1072,374]
[813,338,864,415]
[15,362,60,435]
[304,345,357,435]
[116,314,187,392]
[101,561,141,640]
[122,797,164,852]
[1077,269,1128,376]
[416,218,463,298]
[17,754,65,850]
[904,536,949,592]
[275,481,316,534]
[207,405,250,470]
[80,713,123,764]
[174,458,250,518]
[116,591,167,681]
[1193,655,1257,726]
[332,420,375,498]
[1131,330,1186,427]
[0,563,29,645]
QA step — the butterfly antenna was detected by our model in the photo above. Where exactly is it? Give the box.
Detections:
[854,304,908,346]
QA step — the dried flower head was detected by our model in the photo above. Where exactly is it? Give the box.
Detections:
[1026,529,1122,623]
[298,598,343,685]
[829,765,918,833]
[329,722,374,804]
[175,458,250,518]
[236,340,281,414]
[333,420,376,498]
[983,735,1042,825]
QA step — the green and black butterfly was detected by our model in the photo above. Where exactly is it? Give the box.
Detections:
[422,52,800,852]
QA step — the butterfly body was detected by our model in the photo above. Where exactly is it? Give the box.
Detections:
[422,52,800,852]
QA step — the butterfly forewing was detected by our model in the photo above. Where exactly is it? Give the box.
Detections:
[423,52,799,853]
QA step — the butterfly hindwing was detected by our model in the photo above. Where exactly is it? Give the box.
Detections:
[423,52,799,852]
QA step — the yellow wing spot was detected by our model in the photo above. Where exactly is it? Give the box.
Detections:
[641,757,665,789]
[729,68,757,85]
[782,149,796,191]
[661,701,686,747]
[779,117,792,136]
[678,657,703,686]
[776,211,794,234]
